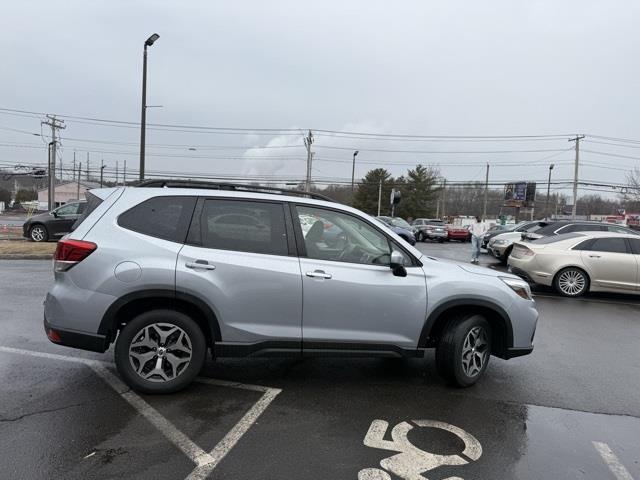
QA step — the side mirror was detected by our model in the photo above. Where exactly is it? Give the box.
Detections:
[51,211,58,218]
[390,250,407,277]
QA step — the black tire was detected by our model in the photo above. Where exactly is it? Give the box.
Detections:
[416,232,424,242]
[29,224,49,242]
[114,309,207,394]
[438,239,444,243]
[436,313,491,387]
[553,267,590,297]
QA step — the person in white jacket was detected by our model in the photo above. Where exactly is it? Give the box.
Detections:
[468,216,489,264]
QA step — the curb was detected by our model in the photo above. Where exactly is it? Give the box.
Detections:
[0,255,53,260]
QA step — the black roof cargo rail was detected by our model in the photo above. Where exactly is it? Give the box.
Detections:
[136,179,336,202]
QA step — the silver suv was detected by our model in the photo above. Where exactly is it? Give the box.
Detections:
[44,181,538,394]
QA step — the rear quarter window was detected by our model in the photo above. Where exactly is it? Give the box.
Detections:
[118,196,197,243]
[71,194,101,231]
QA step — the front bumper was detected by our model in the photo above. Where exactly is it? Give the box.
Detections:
[44,315,109,353]
[504,346,534,358]
[488,243,509,258]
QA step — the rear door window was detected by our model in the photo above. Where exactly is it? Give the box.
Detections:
[118,196,197,243]
[189,199,288,256]
[587,237,629,254]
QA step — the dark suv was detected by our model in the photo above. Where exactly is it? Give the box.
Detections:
[522,221,639,241]
[23,201,86,242]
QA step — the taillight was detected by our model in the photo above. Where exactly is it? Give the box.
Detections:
[54,239,97,272]
[512,244,534,259]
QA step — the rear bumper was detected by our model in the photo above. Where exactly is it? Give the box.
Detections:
[44,315,109,353]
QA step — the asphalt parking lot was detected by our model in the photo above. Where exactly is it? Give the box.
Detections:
[1,244,639,480]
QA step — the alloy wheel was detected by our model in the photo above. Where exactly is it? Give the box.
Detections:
[461,326,489,378]
[128,322,193,383]
[557,270,586,296]
[30,226,45,242]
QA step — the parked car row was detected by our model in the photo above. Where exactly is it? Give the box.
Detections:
[486,220,639,264]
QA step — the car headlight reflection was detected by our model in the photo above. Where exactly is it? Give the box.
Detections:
[500,276,533,300]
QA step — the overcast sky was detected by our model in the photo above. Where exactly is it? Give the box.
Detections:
[1,0,639,197]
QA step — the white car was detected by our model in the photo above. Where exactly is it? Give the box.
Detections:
[508,231,640,297]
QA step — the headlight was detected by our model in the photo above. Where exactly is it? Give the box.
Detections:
[500,276,533,300]
[492,239,507,245]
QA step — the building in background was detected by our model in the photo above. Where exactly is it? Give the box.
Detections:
[37,181,101,210]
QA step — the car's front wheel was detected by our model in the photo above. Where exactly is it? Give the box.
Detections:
[29,224,48,242]
[436,313,491,387]
[554,267,589,297]
[416,232,424,242]
[114,309,206,394]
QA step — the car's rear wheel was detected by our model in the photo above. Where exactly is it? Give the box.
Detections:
[416,232,424,242]
[29,224,48,242]
[436,313,491,387]
[114,309,206,394]
[554,267,589,297]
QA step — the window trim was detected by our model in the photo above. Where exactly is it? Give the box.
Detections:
[290,203,422,267]
[185,196,295,257]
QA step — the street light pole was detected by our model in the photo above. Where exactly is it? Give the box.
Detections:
[545,164,554,219]
[350,150,359,204]
[139,33,160,181]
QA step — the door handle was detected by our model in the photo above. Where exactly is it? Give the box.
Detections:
[306,270,332,279]
[185,260,216,270]
[588,255,601,258]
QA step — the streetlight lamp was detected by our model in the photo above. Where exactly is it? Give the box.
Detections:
[545,163,555,219]
[350,150,359,203]
[139,33,160,181]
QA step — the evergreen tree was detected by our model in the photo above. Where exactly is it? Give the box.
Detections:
[353,168,393,215]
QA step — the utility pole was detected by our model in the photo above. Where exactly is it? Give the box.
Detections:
[123,160,127,185]
[77,162,81,200]
[483,163,490,221]
[41,115,66,210]
[116,161,119,186]
[72,151,76,182]
[304,130,314,192]
[350,150,359,204]
[441,179,447,219]
[545,164,555,219]
[377,179,382,216]
[100,159,105,187]
[86,155,90,181]
[569,135,585,219]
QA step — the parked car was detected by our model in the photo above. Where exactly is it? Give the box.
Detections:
[508,232,640,297]
[522,220,640,241]
[412,218,447,243]
[22,201,86,242]
[482,224,515,249]
[44,180,537,393]
[446,224,471,242]
[486,221,549,263]
[376,216,417,245]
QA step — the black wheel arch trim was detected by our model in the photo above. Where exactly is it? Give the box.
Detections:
[98,289,222,344]
[418,297,514,352]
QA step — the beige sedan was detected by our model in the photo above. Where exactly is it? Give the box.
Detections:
[508,232,640,297]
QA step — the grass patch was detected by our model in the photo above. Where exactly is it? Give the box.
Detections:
[0,240,57,256]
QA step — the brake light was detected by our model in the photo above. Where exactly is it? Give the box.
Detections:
[54,239,97,272]
[512,244,534,259]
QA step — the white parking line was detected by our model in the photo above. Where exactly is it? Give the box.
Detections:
[0,346,281,479]
[593,442,635,480]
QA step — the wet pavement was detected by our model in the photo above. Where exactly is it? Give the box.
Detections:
[1,248,639,480]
